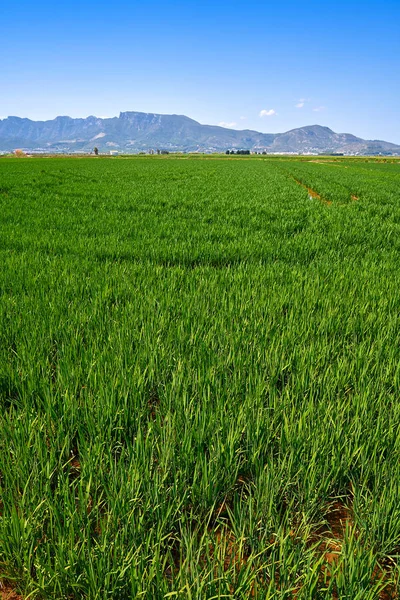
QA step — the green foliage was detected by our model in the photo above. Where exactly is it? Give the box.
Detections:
[1,156,400,598]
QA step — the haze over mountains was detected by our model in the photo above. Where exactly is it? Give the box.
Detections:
[1,111,399,155]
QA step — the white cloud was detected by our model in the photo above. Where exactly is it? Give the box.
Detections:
[295,98,311,108]
[313,106,326,112]
[240,116,247,120]
[218,121,237,128]
[259,109,277,117]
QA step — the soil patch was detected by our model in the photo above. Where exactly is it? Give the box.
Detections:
[311,500,396,599]
[312,501,353,566]
[293,178,332,205]
[309,160,338,164]
[0,581,22,600]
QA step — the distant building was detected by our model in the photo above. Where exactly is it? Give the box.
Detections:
[109,150,119,156]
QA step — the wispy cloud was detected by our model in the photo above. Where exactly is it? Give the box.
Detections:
[295,98,311,108]
[313,106,326,112]
[240,116,247,120]
[259,109,277,117]
[218,121,237,128]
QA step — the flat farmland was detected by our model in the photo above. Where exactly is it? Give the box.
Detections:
[1,156,400,599]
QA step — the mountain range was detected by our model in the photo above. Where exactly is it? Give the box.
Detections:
[1,111,399,155]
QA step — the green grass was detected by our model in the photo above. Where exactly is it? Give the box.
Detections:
[1,156,400,598]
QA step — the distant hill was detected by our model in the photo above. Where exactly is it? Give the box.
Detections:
[1,111,399,155]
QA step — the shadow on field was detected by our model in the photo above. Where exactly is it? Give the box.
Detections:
[0,376,20,410]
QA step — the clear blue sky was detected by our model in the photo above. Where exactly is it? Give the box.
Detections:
[1,0,399,142]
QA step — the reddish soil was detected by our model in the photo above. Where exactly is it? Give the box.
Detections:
[3,487,395,599]
[311,500,353,579]
[68,453,81,481]
[312,500,397,599]
[309,160,338,164]
[293,178,332,205]
[208,526,259,597]
[0,581,22,600]
[351,194,359,201]
[321,500,353,539]
[210,527,247,571]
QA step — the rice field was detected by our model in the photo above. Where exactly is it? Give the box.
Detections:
[1,155,400,599]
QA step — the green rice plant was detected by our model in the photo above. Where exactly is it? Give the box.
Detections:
[1,156,400,598]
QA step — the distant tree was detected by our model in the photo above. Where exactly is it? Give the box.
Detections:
[93,147,99,156]
[14,149,26,157]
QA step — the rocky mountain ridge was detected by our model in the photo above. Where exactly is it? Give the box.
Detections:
[0,111,399,155]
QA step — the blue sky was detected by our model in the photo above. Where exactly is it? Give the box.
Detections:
[1,0,399,142]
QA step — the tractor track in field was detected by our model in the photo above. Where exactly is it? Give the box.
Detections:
[291,176,360,205]
[292,177,332,205]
